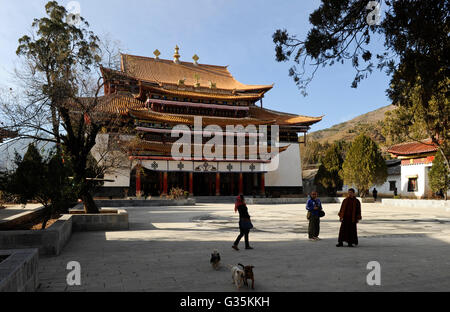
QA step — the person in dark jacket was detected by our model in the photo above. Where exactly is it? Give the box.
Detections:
[232,195,253,250]
[336,189,362,247]
[372,188,378,201]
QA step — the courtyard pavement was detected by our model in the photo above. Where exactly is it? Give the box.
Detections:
[36,202,450,292]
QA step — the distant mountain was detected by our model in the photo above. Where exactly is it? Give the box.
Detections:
[307,105,395,146]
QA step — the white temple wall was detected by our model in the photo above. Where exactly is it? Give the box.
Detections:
[265,143,302,187]
[91,133,132,187]
[399,163,431,198]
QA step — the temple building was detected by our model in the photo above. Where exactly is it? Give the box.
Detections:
[387,139,442,198]
[93,47,322,197]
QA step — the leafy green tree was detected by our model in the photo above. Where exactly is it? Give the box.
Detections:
[273,0,449,171]
[314,141,347,196]
[341,134,387,197]
[429,151,450,200]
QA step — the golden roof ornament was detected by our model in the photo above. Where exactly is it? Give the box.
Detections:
[194,73,200,87]
[173,45,180,64]
[153,49,161,60]
[209,81,216,89]
[192,54,199,66]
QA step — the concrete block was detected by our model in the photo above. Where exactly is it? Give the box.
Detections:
[69,209,129,232]
[0,248,39,292]
[0,215,72,256]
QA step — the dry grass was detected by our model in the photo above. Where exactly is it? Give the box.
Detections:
[308,105,395,144]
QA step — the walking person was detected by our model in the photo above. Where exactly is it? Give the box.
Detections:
[372,188,378,202]
[232,195,253,250]
[336,188,361,247]
[306,191,323,241]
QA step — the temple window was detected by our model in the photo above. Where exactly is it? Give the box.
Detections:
[407,177,418,192]
[389,181,396,191]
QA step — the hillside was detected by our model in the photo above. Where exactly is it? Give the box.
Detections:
[307,105,395,145]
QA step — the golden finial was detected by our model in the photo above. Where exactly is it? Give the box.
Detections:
[173,45,180,64]
[153,49,161,60]
[192,54,199,66]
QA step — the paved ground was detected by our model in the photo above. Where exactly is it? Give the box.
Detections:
[37,202,450,292]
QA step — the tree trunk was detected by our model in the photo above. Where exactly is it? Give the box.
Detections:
[40,204,52,230]
[81,191,99,213]
[41,215,50,230]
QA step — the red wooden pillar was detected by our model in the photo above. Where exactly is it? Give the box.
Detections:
[260,173,265,195]
[136,166,142,198]
[162,172,168,196]
[238,172,244,195]
[215,172,221,196]
[189,172,194,196]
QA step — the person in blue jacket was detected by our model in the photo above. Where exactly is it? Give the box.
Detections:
[306,191,323,241]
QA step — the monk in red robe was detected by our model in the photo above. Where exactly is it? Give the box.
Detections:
[336,188,361,247]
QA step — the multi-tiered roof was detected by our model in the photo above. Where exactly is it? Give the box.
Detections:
[98,47,322,159]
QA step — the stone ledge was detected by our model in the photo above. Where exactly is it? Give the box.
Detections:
[0,215,72,256]
[382,198,450,209]
[0,248,39,292]
[74,198,196,208]
[68,208,129,232]
[0,206,46,230]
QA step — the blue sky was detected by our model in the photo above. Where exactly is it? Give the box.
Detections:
[0,0,392,132]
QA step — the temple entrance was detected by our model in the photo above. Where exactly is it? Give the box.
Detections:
[193,173,216,196]
[219,173,240,196]
[131,169,265,197]
[130,167,160,197]
[243,172,261,196]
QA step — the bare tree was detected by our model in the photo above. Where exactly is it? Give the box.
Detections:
[0,1,127,213]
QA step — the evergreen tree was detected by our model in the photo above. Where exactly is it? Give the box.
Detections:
[314,142,346,196]
[7,144,77,228]
[429,152,450,200]
[9,144,46,205]
[341,134,387,197]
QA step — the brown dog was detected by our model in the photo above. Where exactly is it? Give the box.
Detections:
[238,263,255,289]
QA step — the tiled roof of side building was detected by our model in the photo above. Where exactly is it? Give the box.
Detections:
[387,139,438,156]
[120,54,273,92]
